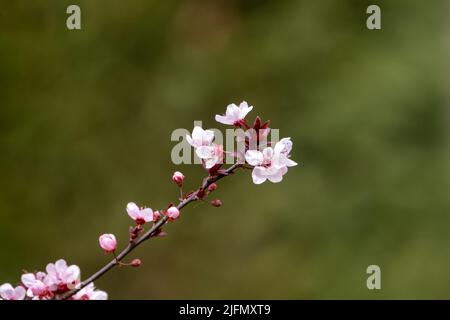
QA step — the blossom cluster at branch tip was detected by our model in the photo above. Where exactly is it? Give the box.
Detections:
[186,101,298,184]
[0,259,107,300]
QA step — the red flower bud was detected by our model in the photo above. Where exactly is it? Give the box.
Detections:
[208,183,218,192]
[131,259,142,267]
[210,199,222,207]
[172,171,185,187]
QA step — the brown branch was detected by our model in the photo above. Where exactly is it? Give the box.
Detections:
[60,163,243,299]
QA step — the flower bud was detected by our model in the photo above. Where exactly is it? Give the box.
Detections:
[208,183,217,192]
[210,199,222,207]
[172,171,185,187]
[99,234,117,253]
[130,259,142,267]
[166,206,180,221]
[153,210,161,221]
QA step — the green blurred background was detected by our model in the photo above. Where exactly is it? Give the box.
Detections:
[1,0,449,299]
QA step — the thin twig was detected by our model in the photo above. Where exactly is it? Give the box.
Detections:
[61,163,242,299]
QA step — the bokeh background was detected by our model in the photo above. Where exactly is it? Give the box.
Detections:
[1,0,449,299]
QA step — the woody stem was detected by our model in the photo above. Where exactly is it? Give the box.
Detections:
[60,163,242,299]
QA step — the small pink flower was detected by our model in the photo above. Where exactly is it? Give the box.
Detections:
[99,234,117,253]
[166,206,180,221]
[45,259,81,291]
[172,171,185,187]
[21,273,49,298]
[186,126,215,148]
[245,137,297,184]
[196,143,224,169]
[72,283,108,300]
[153,210,161,221]
[0,283,26,300]
[127,202,153,225]
[215,101,253,125]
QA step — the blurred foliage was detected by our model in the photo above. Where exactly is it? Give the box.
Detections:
[0,0,449,299]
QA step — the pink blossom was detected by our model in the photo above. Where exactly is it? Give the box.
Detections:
[245,137,297,184]
[21,273,49,299]
[0,283,26,300]
[166,206,180,221]
[195,143,224,169]
[72,283,108,300]
[186,126,215,148]
[99,234,117,253]
[45,259,81,291]
[215,101,253,125]
[172,171,185,187]
[127,202,153,225]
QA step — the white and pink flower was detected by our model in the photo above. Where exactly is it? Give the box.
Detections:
[215,101,253,125]
[72,283,108,300]
[195,143,224,169]
[127,202,153,225]
[186,126,215,148]
[245,137,297,184]
[21,272,50,299]
[45,259,81,292]
[0,283,26,300]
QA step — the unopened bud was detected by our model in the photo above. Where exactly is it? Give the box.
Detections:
[172,171,184,187]
[131,259,142,267]
[167,206,180,221]
[208,183,217,192]
[153,210,161,221]
[99,234,117,253]
[210,199,222,207]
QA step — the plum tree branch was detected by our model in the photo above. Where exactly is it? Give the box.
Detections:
[61,163,243,299]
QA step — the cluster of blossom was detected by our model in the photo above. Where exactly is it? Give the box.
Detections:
[0,259,106,300]
[1,101,296,300]
[187,101,297,183]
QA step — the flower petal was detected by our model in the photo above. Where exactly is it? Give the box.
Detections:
[202,129,215,145]
[126,202,140,219]
[245,150,264,166]
[251,167,267,184]
[21,274,36,288]
[191,126,204,142]
[274,137,292,155]
[196,146,214,159]
[91,290,108,300]
[267,169,283,183]
[55,259,67,274]
[215,115,233,125]
[14,286,26,300]
[0,283,14,300]
[141,208,153,222]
